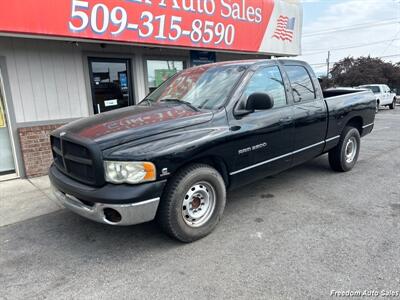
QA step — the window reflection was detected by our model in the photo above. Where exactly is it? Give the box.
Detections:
[285,66,316,102]
[145,64,247,110]
[146,60,184,93]
[242,66,287,108]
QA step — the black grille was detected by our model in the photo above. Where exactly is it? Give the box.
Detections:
[51,135,104,186]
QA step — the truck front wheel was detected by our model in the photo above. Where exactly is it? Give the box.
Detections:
[157,164,226,242]
[329,127,361,172]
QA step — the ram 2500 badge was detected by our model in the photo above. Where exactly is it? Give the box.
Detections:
[49,60,376,242]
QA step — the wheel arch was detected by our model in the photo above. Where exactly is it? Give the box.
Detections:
[345,116,363,135]
[178,156,230,188]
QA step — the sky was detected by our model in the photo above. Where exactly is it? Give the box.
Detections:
[297,0,400,76]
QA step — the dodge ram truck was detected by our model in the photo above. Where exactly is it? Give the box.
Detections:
[49,60,376,242]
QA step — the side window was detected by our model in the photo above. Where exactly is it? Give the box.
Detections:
[285,65,316,102]
[242,66,287,108]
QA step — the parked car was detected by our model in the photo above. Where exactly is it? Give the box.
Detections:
[358,84,397,111]
[49,60,376,242]
[394,88,400,104]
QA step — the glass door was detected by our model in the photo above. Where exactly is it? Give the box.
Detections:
[88,58,133,114]
[0,69,16,177]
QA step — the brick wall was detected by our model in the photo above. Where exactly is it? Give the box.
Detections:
[18,124,63,177]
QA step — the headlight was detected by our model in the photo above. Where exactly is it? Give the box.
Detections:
[104,161,156,184]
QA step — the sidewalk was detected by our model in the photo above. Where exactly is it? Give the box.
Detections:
[0,176,62,227]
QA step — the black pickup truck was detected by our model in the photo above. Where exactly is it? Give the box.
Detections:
[49,60,376,242]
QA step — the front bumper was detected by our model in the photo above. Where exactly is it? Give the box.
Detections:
[52,188,159,226]
[49,164,167,226]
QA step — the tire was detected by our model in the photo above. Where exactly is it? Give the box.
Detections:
[329,127,361,172]
[157,163,226,242]
[375,100,380,113]
[389,98,396,110]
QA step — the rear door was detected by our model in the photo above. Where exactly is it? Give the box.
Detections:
[283,64,328,166]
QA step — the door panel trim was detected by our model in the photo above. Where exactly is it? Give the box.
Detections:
[229,137,339,176]
[362,123,374,129]
[325,135,340,142]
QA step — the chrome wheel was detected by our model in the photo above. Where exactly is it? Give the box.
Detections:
[345,137,357,163]
[182,182,216,228]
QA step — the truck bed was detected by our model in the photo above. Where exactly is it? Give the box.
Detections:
[323,88,363,99]
[323,89,376,144]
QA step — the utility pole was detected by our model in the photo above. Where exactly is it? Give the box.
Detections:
[326,51,331,78]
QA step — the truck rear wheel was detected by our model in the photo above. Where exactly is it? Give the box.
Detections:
[329,127,360,172]
[389,98,396,110]
[157,164,226,242]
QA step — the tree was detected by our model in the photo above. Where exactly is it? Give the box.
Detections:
[318,75,333,90]
[328,56,400,89]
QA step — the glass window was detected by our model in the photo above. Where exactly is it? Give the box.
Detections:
[285,66,316,102]
[242,66,287,108]
[89,58,132,114]
[361,85,380,94]
[0,71,16,175]
[146,60,184,93]
[144,64,247,110]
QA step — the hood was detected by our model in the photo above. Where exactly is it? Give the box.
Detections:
[53,103,213,149]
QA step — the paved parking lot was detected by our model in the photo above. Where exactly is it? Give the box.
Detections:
[1,108,399,300]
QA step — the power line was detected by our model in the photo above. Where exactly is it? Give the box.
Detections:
[381,28,400,56]
[309,54,400,67]
[302,38,400,56]
[303,18,400,37]
[304,18,399,35]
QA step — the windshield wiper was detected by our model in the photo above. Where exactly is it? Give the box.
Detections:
[159,98,199,111]
[139,99,153,106]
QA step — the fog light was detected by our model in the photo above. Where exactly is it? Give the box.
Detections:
[103,208,122,223]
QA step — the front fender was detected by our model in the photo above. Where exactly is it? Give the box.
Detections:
[102,126,231,181]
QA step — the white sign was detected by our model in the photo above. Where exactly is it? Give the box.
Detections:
[104,99,118,107]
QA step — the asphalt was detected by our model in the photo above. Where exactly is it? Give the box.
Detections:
[1,107,399,300]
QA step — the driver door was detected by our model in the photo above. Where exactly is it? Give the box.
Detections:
[228,65,295,187]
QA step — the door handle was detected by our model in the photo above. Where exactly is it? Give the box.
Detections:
[279,116,292,122]
[230,126,241,131]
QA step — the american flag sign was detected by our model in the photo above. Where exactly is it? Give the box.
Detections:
[272,15,296,42]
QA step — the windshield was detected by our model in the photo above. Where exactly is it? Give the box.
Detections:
[361,86,380,93]
[142,64,247,110]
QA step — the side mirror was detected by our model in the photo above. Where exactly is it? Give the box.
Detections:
[246,92,274,111]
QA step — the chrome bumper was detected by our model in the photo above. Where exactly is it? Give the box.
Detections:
[52,187,160,226]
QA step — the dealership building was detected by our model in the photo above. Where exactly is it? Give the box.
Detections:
[0,0,302,180]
